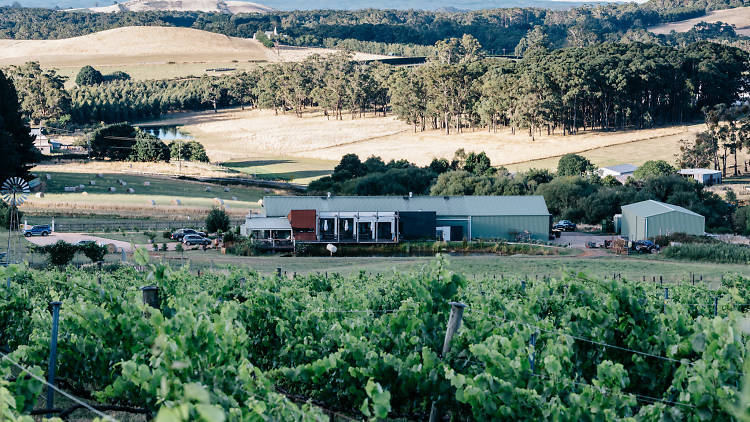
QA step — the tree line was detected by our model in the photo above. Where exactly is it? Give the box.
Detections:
[6,38,748,137]
[0,2,735,58]
[310,150,737,233]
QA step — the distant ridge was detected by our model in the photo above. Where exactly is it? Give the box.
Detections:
[83,0,273,14]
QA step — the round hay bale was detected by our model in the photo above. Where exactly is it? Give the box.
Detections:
[81,191,88,196]
[143,181,150,186]
[205,186,212,192]
[78,184,85,190]
[126,187,135,193]
[108,187,116,192]
[150,199,156,205]
[35,192,44,198]
[172,198,182,205]
[224,187,230,192]
[231,196,238,201]
[89,180,96,185]
[106,243,117,253]
[96,173,103,178]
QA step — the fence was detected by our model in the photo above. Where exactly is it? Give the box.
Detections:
[52,219,244,233]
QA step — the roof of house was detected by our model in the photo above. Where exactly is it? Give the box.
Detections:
[621,200,703,218]
[679,168,722,175]
[601,164,638,174]
[261,195,551,217]
[244,217,291,230]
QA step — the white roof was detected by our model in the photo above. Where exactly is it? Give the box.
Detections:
[679,168,721,175]
[244,217,291,230]
[601,164,637,174]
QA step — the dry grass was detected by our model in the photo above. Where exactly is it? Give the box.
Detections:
[649,7,750,36]
[0,26,389,82]
[167,107,704,169]
[33,160,241,179]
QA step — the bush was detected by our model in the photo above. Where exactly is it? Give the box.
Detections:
[80,242,107,263]
[206,207,230,233]
[175,243,184,252]
[650,232,718,248]
[633,160,676,180]
[169,140,209,162]
[130,134,169,162]
[37,241,78,267]
[162,231,172,239]
[557,154,594,176]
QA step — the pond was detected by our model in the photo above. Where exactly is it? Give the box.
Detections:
[139,125,193,141]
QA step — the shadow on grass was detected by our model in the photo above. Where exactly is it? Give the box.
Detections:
[224,160,332,180]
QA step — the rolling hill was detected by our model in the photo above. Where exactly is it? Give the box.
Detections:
[648,6,750,36]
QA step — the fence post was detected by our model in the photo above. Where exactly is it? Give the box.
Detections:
[5,276,9,289]
[141,286,159,309]
[714,297,718,317]
[46,301,62,418]
[529,332,538,373]
[276,267,282,277]
[429,302,467,422]
[659,275,663,286]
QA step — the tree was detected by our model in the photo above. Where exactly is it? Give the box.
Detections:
[255,30,274,48]
[0,69,39,180]
[332,154,366,181]
[87,123,137,160]
[557,154,594,176]
[75,65,103,86]
[80,242,107,263]
[206,207,230,234]
[130,133,169,162]
[633,160,676,180]
[38,240,77,267]
[5,62,70,125]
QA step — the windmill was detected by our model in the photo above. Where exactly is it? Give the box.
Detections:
[1,177,30,264]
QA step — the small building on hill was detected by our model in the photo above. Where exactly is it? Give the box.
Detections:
[242,195,552,247]
[679,168,722,186]
[598,164,637,183]
[620,200,705,241]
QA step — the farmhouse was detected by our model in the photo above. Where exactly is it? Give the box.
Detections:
[242,195,551,247]
[679,168,722,186]
[619,200,705,241]
[598,164,637,183]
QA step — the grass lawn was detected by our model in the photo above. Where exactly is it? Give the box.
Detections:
[23,171,264,218]
[222,157,335,184]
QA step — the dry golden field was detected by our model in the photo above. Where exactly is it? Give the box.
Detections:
[649,7,750,36]
[157,107,705,172]
[0,26,389,82]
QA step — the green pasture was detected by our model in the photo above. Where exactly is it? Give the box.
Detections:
[222,157,335,185]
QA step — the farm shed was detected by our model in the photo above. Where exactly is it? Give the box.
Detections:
[679,168,722,186]
[620,200,705,241]
[255,195,551,241]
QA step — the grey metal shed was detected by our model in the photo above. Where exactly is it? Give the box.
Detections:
[620,200,705,241]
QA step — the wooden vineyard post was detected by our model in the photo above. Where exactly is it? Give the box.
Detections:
[47,301,62,418]
[429,302,467,422]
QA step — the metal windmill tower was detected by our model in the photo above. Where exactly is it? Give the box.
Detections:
[1,177,30,264]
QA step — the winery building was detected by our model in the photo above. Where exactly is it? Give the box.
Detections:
[241,195,551,247]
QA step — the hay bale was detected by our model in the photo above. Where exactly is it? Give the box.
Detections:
[171,198,182,205]
[89,180,96,185]
[108,187,116,192]
[64,186,77,192]
[121,181,127,186]
[143,181,150,186]
[81,191,88,196]
[205,186,212,192]
[149,199,156,205]
[126,187,135,193]
[45,174,51,180]
[224,187,230,192]
[106,243,117,253]
[231,196,238,201]
[35,192,44,198]
[96,173,103,178]
[78,184,85,190]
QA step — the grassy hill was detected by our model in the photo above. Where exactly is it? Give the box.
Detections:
[649,6,750,36]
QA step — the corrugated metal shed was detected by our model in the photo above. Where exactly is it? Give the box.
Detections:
[620,200,704,241]
[244,217,291,230]
[621,200,702,218]
[262,195,550,218]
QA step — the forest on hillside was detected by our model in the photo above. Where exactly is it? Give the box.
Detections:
[1,0,748,55]
[7,38,747,139]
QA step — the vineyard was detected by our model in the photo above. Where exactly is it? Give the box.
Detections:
[2,253,750,421]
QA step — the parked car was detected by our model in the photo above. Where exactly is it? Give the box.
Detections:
[171,228,206,241]
[552,220,576,232]
[633,240,660,253]
[183,234,211,246]
[23,225,51,237]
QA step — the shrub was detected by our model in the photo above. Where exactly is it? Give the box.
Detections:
[75,65,103,86]
[206,207,230,233]
[37,241,78,267]
[80,242,107,263]
[162,231,172,239]
[662,242,750,264]
[557,154,594,176]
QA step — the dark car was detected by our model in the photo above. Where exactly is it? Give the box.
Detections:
[183,234,210,246]
[633,240,660,253]
[23,224,51,237]
[171,228,206,241]
[552,220,576,232]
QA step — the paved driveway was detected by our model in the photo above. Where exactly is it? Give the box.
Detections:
[24,233,132,252]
